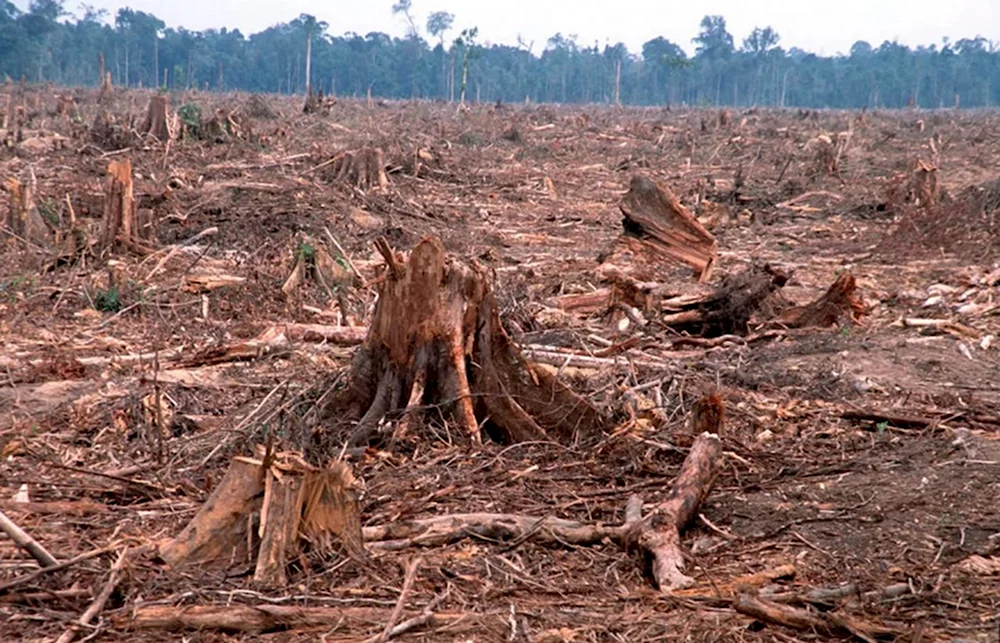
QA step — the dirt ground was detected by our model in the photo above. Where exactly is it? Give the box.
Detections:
[1,87,999,642]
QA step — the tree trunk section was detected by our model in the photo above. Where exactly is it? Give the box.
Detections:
[615,175,718,281]
[99,158,154,254]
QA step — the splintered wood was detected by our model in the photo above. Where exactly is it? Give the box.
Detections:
[323,235,605,449]
[99,158,154,254]
[159,452,363,588]
[614,175,718,281]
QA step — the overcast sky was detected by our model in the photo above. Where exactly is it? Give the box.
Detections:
[13,0,1000,56]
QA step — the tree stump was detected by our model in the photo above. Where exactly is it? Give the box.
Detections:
[324,148,389,191]
[321,236,606,449]
[776,272,866,328]
[614,175,718,282]
[99,159,155,254]
[5,176,52,249]
[159,451,363,588]
[140,94,171,142]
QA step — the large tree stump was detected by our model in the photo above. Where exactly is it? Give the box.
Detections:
[99,159,155,254]
[324,236,606,449]
[614,175,718,282]
[140,94,171,142]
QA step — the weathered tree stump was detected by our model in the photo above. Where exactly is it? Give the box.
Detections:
[5,175,52,249]
[613,175,718,282]
[140,94,171,142]
[321,236,605,449]
[159,451,363,588]
[324,148,389,190]
[99,159,155,254]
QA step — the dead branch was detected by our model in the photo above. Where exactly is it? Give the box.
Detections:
[0,508,59,568]
[733,592,904,640]
[55,547,129,643]
[776,272,866,328]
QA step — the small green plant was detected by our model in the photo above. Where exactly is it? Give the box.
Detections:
[178,103,202,139]
[296,241,316,263]
[840,325,851,337]
[37,199,60,228]
[93,286,122,312]
[875,421,888,434]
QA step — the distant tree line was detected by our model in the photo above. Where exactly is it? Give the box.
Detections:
[2,0,999,109]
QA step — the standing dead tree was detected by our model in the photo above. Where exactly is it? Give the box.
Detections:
[320,236,605,449]
[610,175,718,282]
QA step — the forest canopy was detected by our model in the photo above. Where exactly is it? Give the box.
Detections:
[1,0,998,108]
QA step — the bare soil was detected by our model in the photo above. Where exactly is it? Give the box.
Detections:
[1,88,999,641]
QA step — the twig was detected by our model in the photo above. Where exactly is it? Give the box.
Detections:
[377,590,449,640]
[55,546,129,643]
[323,226,364,282]
[143,227,218,281]
[0,508,59,568]
[367,557,422,643]
[0,544,119,593]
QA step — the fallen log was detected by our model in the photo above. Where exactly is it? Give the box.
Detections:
[0,508,59,568]
[611,175,718,281]
[121,604,471,634]
[320,236,606,449]
[626,394,724,590]
[362,394,726,593]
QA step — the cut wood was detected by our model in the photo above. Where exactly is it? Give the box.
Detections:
[122,604,471,634]
[614,175,718,281]
[733,592,904,640]
[4,175,51,249]
[55,547,129,643]
[625,394,724,591]
[322,236,605,449]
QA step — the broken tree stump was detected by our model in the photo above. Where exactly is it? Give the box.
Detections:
[776,272,866,328]
[322,235,605,449]
[99,158,155,254]
[323,147,389,190]
[140,94,171,142]
[612,175,718,282]
[5,175,52,249]
[159,451,363,587]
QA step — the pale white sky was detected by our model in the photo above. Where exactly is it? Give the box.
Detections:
[14,0,1000,56]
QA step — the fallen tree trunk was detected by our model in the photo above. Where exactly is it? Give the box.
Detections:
[625,394,724,590]
[321,236,606,449]
[733,592,904,640]
[609,175,718,282]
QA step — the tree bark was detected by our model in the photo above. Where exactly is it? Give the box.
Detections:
[140,94,171,142]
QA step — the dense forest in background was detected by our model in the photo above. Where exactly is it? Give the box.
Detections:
[2,0,999,108]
